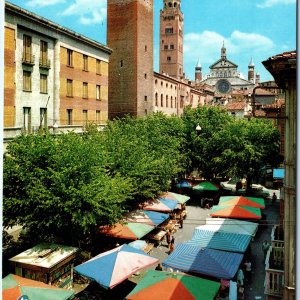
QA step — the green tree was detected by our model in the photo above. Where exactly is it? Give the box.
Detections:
[3,131,134,247]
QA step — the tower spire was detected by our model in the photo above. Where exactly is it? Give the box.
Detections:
[221,41,226,60]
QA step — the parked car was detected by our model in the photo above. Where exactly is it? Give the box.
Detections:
[220,178,270,198]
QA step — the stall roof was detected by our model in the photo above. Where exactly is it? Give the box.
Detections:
[205,218,258,236]
[188,228,252,253]
[9,243,78,269]
[162,243,243,280]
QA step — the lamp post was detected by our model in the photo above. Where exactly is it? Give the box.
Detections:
[196,124,202,132]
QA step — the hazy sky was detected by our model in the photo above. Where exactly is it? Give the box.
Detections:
[6,0,296,82]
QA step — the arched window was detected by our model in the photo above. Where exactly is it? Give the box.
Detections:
[161,94,163,107]
[171,96,173,108]
[166,95,168,107]
[155,93,158,106]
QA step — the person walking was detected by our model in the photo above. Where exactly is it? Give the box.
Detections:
[169,237,175,254]
[166,230,171,248]
[262,240,270,262]
[272,192,277,204]
[244,259,252,283]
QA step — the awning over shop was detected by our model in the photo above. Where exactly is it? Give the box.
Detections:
[162,243,243,280]
[187,228,252,253]
[205,218,258,236]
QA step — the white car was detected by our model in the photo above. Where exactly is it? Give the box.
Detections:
[221,178,270,198]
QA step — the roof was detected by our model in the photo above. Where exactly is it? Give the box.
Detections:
[162,243,243,280]
[187,229,252,253]
[205,217,258,236]
[267,50,296,61]
[9,243,78,269]
[225,101,246,111]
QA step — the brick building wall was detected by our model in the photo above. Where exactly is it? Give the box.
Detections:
[108,0,154,119]
[60,47,109,126]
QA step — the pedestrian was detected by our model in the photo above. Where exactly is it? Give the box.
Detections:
[262,240,270,261]
[179,217,183,228]
[272,192,277,204]
[155,263,163,271]
[244,259,252,282]
[237,268,244,287]
[169,238,175,254]
[166,230,171,248]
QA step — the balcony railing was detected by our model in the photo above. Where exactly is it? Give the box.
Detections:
[264,268,284,297]
[39,58,51,68]
[22,54,35,65]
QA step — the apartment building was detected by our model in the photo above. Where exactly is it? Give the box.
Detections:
[4,2,112,142]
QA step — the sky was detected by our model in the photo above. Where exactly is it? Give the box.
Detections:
[6,0,296,82]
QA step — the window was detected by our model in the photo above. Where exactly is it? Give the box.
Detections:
[40,40,48,66]
[67,109,73,125]
[23,107,31,132]
[67,49,73,67]
[96,110,100,123]
[161,94,163,107]
[164,45,168,50]
[67,79,73,97]
[83,110,88,124]
[23,35,32,63]
[167,56,171,61]
[83,82,88,99]
[171,96,173,108]
[166,95,168,107]
[83,55,88,71]
[145,45,147,52]
[96,85,101,100]
[155,93,158,106]
[165,27,173,34]
[23,71,32,91]
[144,73,147,79]
[40,108,47,128]
[40,74,48,93]
[96,59,101,74]
[120,60,123,67]
[144,96,147,101]
[170,44,174,50]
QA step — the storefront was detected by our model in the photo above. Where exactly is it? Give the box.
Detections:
[9,243,78,289]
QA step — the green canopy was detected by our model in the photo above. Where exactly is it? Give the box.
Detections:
[193,181,219,191]
[126,270,220,300]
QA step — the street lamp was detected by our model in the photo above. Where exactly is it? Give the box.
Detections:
[196,124,202,132]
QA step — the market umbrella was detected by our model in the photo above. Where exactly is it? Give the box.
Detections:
[74,244,159,289]
[141,197,178,212]
[193,181,219,191]
[126,270,220,300]
[2,274,74,300]
[210,205,262,219]
[218,195,265,209]
[175,180,193,189]
[99,222,155,240]
[160,192,190,204]
[128,240,148,251]
[125,210,169,226]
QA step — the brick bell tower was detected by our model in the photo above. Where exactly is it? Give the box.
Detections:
[159,0,184,79]
[107,0,154,119]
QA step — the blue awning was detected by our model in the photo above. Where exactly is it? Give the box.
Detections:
[162,243,243,280]
[273,168,284,179]
[188,228,252,253]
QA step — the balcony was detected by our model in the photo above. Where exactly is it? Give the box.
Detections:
[39,58,51,69]
[264,225,284,299]
[22,54,35,65]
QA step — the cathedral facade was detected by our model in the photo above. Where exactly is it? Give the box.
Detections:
[198,43,259,94]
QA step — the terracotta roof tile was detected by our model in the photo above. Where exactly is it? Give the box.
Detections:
[225,102,246,110]
[269,50,296,61]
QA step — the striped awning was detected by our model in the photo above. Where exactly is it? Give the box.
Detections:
[162,243,243,280]
[187,228,252,253]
